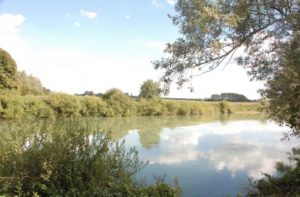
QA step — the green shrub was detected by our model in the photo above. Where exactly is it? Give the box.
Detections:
[79,96,108,117]
[176,102,191,115]
[219,100,232,114]
[189,102,203,115]
[0,93,25,119]
[103,89,136,117]
[0,120,180,196]
[164,101,180,115]
[137,99,167,116]
[45,93,81,117]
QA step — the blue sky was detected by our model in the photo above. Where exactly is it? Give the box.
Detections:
[0,0,263,99]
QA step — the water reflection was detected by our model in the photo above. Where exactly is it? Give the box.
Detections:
[1,113,294,196]
[110,116,296,196]
[135,121,296,177]
[96,113,267,148]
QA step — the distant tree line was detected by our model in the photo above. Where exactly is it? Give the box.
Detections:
[207,93,250,102]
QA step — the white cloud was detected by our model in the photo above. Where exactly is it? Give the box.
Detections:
[166,0,176,6]
[0,13,32,70]
[80,10,98,20]
[74,22,80,28]
[0,13,25,34]
[125,15,131,19]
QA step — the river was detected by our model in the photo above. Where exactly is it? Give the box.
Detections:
[106,114,296,196]
[0,114,297,196]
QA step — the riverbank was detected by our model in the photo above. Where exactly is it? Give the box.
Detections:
[0,93,264,119]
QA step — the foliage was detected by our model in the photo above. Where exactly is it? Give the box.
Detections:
[0,93,262,119]
[0,48,19,91]
[103,88,137,117]
[139,80,162,99]
[45,93,81,117]
[210,93,249,102]
[0,93,54,119]
[247,147,300,197]
[154,0,299,87]
[262,35,300,136]
[0,119,181,196]
[79,96,109,117]
[219,101,232,114]
[137,98,167,116]
[153,0,300,134]
[18,71,46,95]
[103,88,125,100]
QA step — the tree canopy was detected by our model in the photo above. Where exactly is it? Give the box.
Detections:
[18,71,46,95]
[154,0,300,133]
[0,48,19,90]
[139,80,162,99]
[154,0,299,85]
[262,34,300,136]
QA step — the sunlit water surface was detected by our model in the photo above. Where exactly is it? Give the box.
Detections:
[108,115,297,197]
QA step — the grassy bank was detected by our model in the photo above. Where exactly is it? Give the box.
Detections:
[0,92,264,119]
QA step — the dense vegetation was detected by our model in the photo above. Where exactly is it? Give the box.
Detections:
[0,119,181,196]
[0,92,262,119]
[0,48,19,91]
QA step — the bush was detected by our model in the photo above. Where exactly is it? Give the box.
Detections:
[45,93,81,117]
[137,98,167,116]
[0,93,25,119]
[0,119,181,196]
[176,103,191,115]
[164,101,180,115]
[79,96,109,117]
[219,100,232,114]
[103,89,137,117]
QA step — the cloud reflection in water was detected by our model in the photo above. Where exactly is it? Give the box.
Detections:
[134,120,297,178]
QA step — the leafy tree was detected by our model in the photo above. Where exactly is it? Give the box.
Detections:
[0,48,19,90]
[83,90,94,96]
[139,80,162,99]
[153,0,300,132]
[18,71,46,95]
[154,0,299,84]
[210,93,249,102]
[262,35,300,136]
[103,88,124,100]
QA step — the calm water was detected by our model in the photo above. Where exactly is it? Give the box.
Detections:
[0,114,297,196]
[100,114,296,197]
